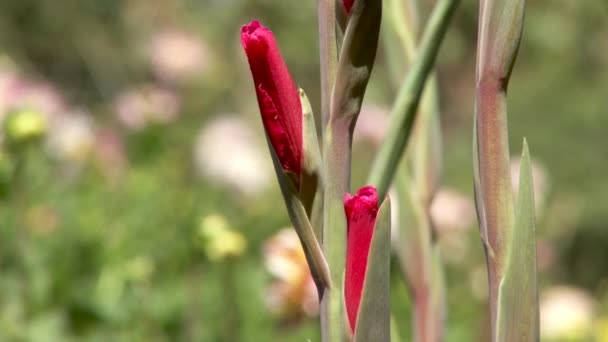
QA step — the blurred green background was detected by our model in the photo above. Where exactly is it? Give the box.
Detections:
[0,0,606,341]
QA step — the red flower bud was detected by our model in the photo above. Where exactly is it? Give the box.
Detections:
[343,0,355,15]
[344,185,379,333]
[241,20,303,177]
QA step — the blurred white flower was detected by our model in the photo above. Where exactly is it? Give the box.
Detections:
[46,111,95,163]
[113,84,181,131]
[148,29,209,84]
[430,188,475,235]
[541,286,595,340]
[263,228,318,318]
[511,157,550,216]
[194,116,272,195]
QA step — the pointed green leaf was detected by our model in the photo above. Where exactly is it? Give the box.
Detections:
[354,198,391,342]
[496,139,539,341]
[299,89,324,241]
[265,135,331,292]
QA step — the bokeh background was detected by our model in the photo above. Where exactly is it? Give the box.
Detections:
[0,0,606,341]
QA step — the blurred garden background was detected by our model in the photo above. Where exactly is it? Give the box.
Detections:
[0,0,606,341]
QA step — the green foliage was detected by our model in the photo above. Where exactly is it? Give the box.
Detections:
[0,0,605,341]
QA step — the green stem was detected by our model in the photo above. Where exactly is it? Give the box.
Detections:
[318,0,338,133]
[368,0,459,199]
[320,118,351,342]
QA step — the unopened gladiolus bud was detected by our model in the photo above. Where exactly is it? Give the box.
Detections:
[343,0,355,14]
[344,185,379,333]
[241,20,303,180]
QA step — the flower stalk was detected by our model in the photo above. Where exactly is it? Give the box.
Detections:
[321,0,382,339]
[318,0,338,132]
[474,0,539,340]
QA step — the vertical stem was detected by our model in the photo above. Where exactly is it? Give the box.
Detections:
[474,0,530,338]
[318,0,338,133]
[321,118,351,342]
[475,79,514,335]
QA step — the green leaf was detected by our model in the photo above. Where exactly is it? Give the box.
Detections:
[299,89,324,240]
[354,198,391,342]
[368,0,459,200]
[265,135,331,292]
[496,139,539,341]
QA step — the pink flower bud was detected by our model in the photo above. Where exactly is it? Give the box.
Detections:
[344,185,379,333]
[241,20,303,178]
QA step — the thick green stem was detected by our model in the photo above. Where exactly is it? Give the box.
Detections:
[320,118,351,342]
[368,0,459,200]
[318,0,338,133]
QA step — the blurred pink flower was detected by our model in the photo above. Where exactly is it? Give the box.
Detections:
[194,116,272,195]
[430,188,476,235]
[113,84,181,130]
[263,228,319,319]
[353,104,390,145]
[0,69,66,121]
[148,29,209,84]
[94,128,127,182]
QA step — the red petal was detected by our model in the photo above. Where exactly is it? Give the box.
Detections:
[343,0,355,14]
[257,85,300,172]
[344,185,379,333]
[241,20,302,176]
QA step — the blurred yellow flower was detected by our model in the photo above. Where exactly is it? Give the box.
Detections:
[197,214,247,261]
[4,109,47,144]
